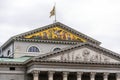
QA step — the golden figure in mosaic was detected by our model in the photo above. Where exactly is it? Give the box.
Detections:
[24,26,86,42]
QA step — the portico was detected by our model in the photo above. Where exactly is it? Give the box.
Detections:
[26,59,120,80]
[31,71,118,80]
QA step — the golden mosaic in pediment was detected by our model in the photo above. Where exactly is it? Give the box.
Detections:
[24,27,86,42]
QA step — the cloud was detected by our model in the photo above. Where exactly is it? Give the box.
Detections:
[0,0,120,53]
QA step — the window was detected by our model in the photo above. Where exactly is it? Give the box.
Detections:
[53,48,61,51]
[7,50,11,56]
[28,46,40,52]
[9,67,15,71]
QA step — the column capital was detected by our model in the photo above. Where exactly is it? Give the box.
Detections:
[32,70,40,74]
[63,72,68,80]
[32,70,39,80]
[91,72,96,75]
[90,72,96,79]
[48,71,55,74]
[77,72,83,75]
[103,72,109,79]
[77,72,83,79]
[104,72,109,76]
[63,72,69,75]
[63,72,69,77]
[48,71,54,80]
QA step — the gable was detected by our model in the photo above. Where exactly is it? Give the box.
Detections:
[24,26,86,42]
[1,22,101,51]
[13,22,101,45]
[44,46,120,63]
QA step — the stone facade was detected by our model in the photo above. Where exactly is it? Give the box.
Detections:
[0,22,120,80]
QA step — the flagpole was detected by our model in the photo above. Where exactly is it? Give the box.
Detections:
[54,2,57,22]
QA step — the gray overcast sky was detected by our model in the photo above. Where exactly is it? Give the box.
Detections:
[0,0,120,53]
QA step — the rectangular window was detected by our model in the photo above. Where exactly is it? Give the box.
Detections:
[9,67,15,71]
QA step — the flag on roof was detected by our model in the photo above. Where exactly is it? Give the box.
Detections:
[50,6,55,17]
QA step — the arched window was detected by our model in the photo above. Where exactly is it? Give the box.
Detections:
[28,46,40,52]
[53,48,61,51]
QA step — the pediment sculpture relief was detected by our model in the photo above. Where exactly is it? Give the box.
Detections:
[60,49,110,63]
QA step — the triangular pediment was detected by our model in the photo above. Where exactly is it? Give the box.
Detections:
[13,22,101,45]
[24,26,86,42]
[37,43,120,63]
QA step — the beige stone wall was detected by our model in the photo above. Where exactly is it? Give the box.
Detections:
[0,65,25,80]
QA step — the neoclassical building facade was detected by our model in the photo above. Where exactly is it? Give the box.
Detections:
[0,22,120,80]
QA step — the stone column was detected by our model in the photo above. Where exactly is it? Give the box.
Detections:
[48,71,55,80]
[117,73,120,80]
[32,71,39,80]
[90,72,96,80]
[103,73,109,80]
[77,72,83,80]
[63,72,69,80]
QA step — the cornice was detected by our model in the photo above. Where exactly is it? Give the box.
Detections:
[27,59,120,66]
[14,38,80,45]
[0,61,24,66]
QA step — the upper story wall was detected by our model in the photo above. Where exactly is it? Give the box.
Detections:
[14,41,74,58]
[2,43,13,57]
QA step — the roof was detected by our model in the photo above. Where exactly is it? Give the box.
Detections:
[0,56,32,62]
[1,22,101,49]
